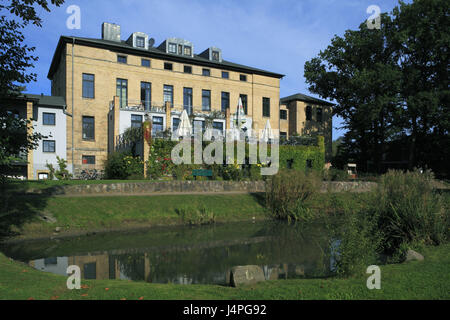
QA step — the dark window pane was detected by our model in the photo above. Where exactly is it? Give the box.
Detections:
[221,92,230,112]
[84,262,96,280]
[280,110,287,120]
[306,159,313,168]
[202,69,210,76]
[164,63,173,70]
[152,116,164,134]
[240,74,247,82]
[172,118,181,131]
[43,140,55,153]
[82,155,96,165]
[141,59,150,67]
[131,114,143,128]
[317,108,323,122]
[222,71,229,79]
[117,55,127,64]
[116,79,128,108]
[164,85,174,107]
[240,94,248,115]
[212,51,220,61]
[202,90,211,111]
[141,82,151,110]
[306,106,312,121]
[43,112,56,125]
[184,65,192,74]
[213,121,223,131]
[136,36,145,48]
[82,73,95,99]
[263,98,270,117]
[82,116,95,140]
[183,87,193,115]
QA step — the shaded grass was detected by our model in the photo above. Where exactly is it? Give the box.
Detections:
[6,194,267,239]
[0,243,449,300]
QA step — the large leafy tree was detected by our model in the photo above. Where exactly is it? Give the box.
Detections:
[305,0,449,176]
[0,0,64,181]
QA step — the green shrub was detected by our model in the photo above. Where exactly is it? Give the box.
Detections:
[324,168,349,181]
[104,152,144,179]
[370,169,448,255]
[265,169,321,222]
[176,205,215,225]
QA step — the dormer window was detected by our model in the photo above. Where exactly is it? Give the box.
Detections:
[212,51,220,61]
[178,44,183,55]
[136,36,145,48]
[184,46,192,56]
[168,43,177,53]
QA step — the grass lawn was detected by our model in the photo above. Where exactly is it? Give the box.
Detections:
[0,243,448,300]
[2,193,268,239]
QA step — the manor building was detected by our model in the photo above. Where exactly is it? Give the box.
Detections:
[3,23,333,179]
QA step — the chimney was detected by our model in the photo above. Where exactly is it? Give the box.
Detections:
[102,22,121,42]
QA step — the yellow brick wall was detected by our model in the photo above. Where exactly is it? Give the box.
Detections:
[57,42,281,172]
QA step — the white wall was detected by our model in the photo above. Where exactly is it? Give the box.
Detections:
[32,106,67,178]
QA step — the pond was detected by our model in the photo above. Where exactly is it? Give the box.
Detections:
[0,221,337,285]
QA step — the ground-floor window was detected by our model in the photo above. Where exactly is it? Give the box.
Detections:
[82,155,96,165]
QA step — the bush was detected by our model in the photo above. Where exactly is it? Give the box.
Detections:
[370,169,448,255]
[324,168,349,181]
[104,152,144,180]
[176,204,215,225]
[265,169,321,222]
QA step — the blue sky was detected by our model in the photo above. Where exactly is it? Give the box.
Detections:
[14,0,403,139]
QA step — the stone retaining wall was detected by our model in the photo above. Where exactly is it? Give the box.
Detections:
[26,181,377,196]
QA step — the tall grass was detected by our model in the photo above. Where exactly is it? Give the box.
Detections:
[371,169,448,256]
[175,205,216,226]
[265,169,321,222]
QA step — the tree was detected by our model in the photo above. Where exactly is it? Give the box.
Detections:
[305,13,402,173]
[0,0,64,182]
[305,0,449,176]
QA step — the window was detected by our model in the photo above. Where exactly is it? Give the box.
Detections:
[141,82,151,110]
[178,44,183,55]
[116,79,128,108]
[193,120,205,134]
[82,73,95,99]
[287,159,294,169]
[317,108,323,123]
[306,106,312,121]
[164,85,174,107]
[202,90,211,111]
[136,36,145,48]
[152,116,164,135]
[117,55,127,64]
[82,155,96,165]
[212,51,220,61]
[82,116,95,140]
[213,121,224,132]
[131,114,143,128]
[221,92,230,112]
[202,68,211,76]
[43,140,55,153]
[141,59,151,68]
[240,74,247,82]
[168,42,177,53]
[280,110,288,120]
[84,262,97,280]
[164,62,173,70]
[183,87,193,115]
[222,71,229,79]
[240,94,248,115]
[172,118,181,131]
[38,172,49,180]
[263,97,270,117]
[43,112,55,125]
[184,65,192,74]
[184,46,192,56]
[306,159,313,169]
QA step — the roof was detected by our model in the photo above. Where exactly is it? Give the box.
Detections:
[48,36,285,80]
[280,93,334,106]
[22,94,66,107]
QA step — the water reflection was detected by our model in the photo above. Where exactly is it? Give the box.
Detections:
[2,221,336,285]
